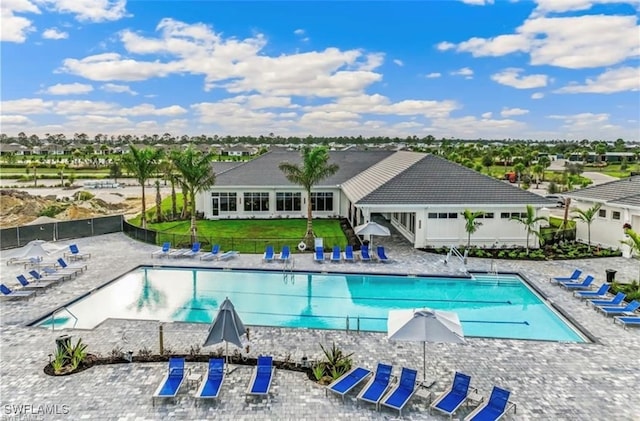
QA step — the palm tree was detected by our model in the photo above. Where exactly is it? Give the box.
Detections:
[154,180,163,223]
[621,227,640,282]
[171,147,217,243]
[462,209,484,249]
[510,205,548,254]
[279,146,339,248]
[27,160,39,187]
[121,145,163,228]
[571,203,602,250]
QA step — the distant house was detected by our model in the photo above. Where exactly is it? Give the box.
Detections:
[564,176,640,249]
[223,146,253,157]
[196,150,553,249]
[0,143,30,156]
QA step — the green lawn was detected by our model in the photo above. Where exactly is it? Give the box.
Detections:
[139,218,347,254]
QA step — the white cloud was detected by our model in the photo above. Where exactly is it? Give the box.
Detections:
[533,0,628,15]
[546,112,625,140]
[501,107,529,117]
[393,59,404,67]
[439,14,640,69]
[430,115,526,139]
[425,72,441,78]
[1,0,40,42]
[1,115,33,125]
[293,29,305,36]
[1,98,53,114]
[66,114,131,126]
[450,67,474,78]
[554,66,640,94]
[42,27,68,39]
[491,68,549,89]
[101,83,138,95]
[44,82,94,95]
[36,0,128,22]
[481,112,493,118]
[60,19,385,99]
[121,104,187,117]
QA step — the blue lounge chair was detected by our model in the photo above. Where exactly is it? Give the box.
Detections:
[330,246,342,263]
[430,372,476,419]
[29,269,68,283]
[464,386,516,421]
[17,274,54,289]
[357,363,393,410]
[56,257,87,273]
[314,247,325,262]
[195,358,225,403]
[200,244,221,261]
[574,284,609,300]
[343,245,355,262]
[360,245,372,262]
[246,355,275,401]
[380,367,420,416]
[588,292,626,308]
[560,275,595,290]
[152,357,186,405]
[376,246,390,263]
[550,269,582,284]
[596,300,640,317]
[278,245,291,262]
[0,284,34,300]
[43,265,78,278]
[67,244,90,261]
[152,242,172,258]
[614,316,640,329]
[325,366,372,402]
[182,242,201,258]
[263,245,275,262]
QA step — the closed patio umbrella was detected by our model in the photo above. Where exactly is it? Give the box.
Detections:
[388,308,465,383]
[203,297,247,373]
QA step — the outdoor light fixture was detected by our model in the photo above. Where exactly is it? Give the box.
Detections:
[126,350,133,363]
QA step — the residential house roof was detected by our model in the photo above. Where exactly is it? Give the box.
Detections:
[357,154,553,206]
[564,176,640,209]
[214,149,394,187]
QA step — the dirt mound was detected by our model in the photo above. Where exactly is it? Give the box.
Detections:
[0,189,140,228]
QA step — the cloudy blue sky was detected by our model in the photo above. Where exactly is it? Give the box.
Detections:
[1,0,639,141]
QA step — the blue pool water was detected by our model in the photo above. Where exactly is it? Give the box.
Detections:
[34,267,585,342]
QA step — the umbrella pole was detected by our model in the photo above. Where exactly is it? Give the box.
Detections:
[423,342,426,382]
[226,342,229,374]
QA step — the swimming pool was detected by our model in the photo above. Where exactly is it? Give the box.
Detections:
[32,266,586,342]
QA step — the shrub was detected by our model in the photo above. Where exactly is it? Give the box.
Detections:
[38,204,67,217]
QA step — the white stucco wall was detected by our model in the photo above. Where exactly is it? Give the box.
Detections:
[571,198,639,249]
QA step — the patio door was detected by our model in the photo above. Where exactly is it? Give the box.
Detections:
[212,197,219,216]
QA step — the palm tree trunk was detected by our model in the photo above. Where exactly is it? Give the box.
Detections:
[141,184,147,229]
[304,189,315,248]
[170,180,177,219]
[190,190,197,244]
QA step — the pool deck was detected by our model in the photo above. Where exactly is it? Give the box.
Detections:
[1,232,639,420]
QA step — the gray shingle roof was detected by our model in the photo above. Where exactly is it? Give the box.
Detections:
[357,154,553,206]
[214,149,394,187]
[564,176,640,208]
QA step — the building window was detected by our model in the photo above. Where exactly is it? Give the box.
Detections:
[212,193,237,212]
[478,213,494,219]
[428,213,437,219]
[276,192,301,212]
[501,212,510,219]
[598,209,606,218]
[244,192,269,211]
[409,213,416,232]
[612,211,621,220]
[311,192,333,211]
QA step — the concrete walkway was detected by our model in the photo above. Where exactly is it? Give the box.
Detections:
[1,233,639,420]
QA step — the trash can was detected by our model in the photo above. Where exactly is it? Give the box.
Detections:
[55,334,72,354]
[605,269,617,283]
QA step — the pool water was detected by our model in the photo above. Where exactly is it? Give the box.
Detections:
[34,267,585,342]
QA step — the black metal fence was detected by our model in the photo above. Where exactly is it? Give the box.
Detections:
[0,215,124,249]
[122,220,346,253]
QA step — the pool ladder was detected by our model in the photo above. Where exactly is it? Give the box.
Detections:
[48,307,78,331]
[282,258,295,284]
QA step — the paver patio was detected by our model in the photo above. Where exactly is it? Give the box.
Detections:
[1,232,639,420]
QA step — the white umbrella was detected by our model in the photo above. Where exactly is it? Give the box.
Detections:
[3,240,62,265]
[203,297,247,373]
[388,308,465,383]
[354,221,390,249]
